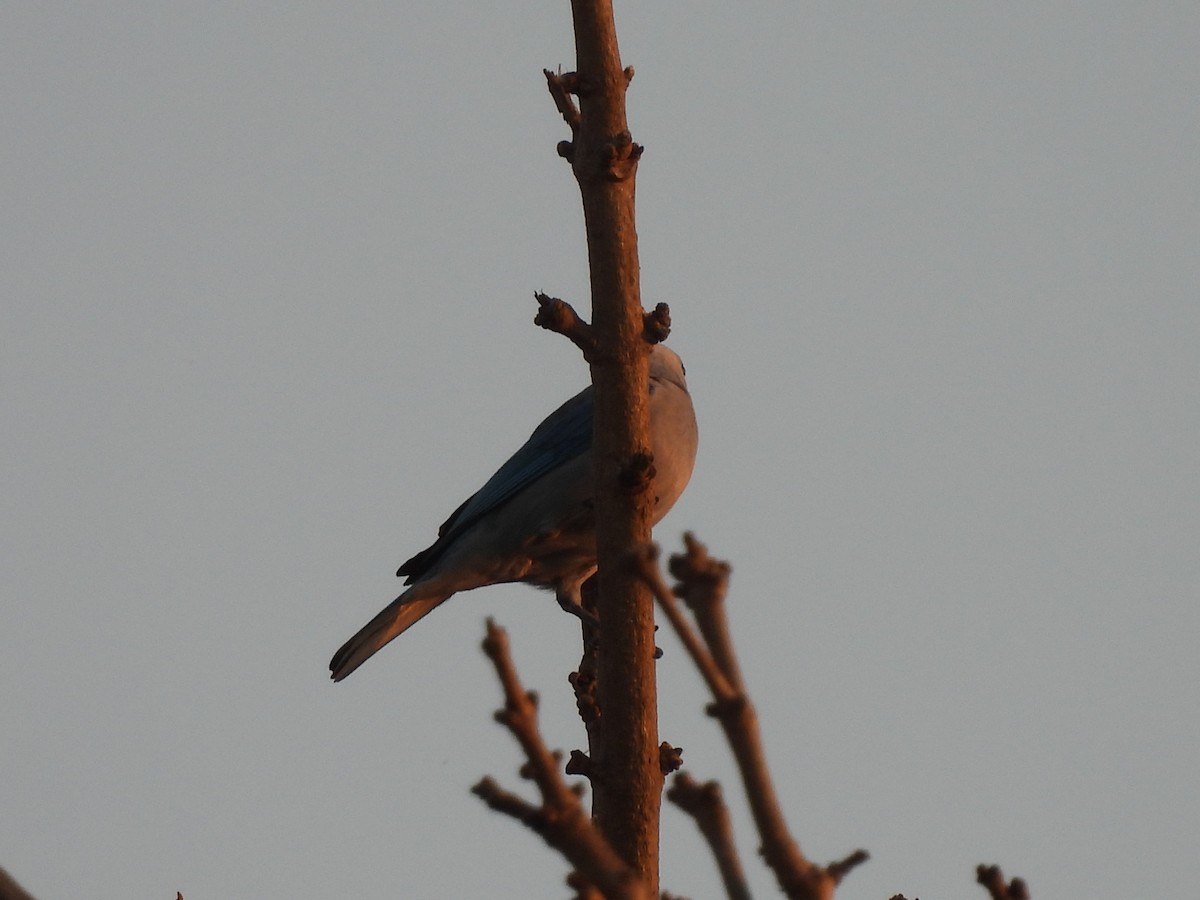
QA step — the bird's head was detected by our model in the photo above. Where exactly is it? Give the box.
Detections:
[649,343,688,392]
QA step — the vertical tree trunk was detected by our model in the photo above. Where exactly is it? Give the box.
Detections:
[567,2,660,894]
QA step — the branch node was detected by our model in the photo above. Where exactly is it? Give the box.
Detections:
[623,65,635,85]
[602,131,640,182]
[565,748,593,778]
[642,303,672,343]
[618,451,656,493]
[658,741,684,775]
[568,668,601,724]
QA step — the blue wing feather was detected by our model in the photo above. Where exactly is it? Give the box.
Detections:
[397,385,594,581]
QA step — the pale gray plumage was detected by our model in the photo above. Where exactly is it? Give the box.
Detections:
[329,343,698,681]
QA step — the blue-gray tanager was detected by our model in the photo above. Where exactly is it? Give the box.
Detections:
[330,343,698,681]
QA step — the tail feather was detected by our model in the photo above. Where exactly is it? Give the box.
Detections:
[330,588,450,681]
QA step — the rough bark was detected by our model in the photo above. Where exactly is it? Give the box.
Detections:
[561,1,660,893]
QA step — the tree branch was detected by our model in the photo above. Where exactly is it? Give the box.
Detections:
[0,867,37,900]
[544,69,582,132]
[534,291,595,358]
[976,864,1030,900]
[649,535,869,900]
[474,619,651,900]
[666,774,752,900]
[633,545,738,704]
[668,533,742,690]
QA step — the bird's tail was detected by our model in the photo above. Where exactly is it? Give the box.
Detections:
[329,587,450,681]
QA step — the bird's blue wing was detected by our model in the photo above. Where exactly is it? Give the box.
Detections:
[398,385,594,581]
[449,386,594,536]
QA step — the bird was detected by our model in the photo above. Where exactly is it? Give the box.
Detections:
[329,343,698,681]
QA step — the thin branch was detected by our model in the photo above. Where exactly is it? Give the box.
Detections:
[474,776,560,829]
[666,774,752,900]
[826,849,870,882]
[668,532,742,689]
[656,536,870,900]
[534,291,595,358]
[976,864,1030,900]
[634,544,737,703]
[544,69,581,131]
[475,619,650,900]
[0,868,37,900]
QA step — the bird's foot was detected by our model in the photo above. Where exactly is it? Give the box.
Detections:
[556,591,600,629]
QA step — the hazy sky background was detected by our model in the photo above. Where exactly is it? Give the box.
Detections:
[4,4,1197,899]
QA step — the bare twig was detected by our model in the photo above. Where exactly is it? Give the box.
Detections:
[976,864,1030,900]
[544,69,581,131]
[826,849,870,882]
[651,536,870,900]
[475,619,650,900]
[666,774,752,900]
[633,545,737,703]
[0,867,37,900]
[668,533,741,689]
[534,291,595,358]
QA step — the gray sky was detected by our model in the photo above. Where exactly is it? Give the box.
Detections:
[4,4,1197,899]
